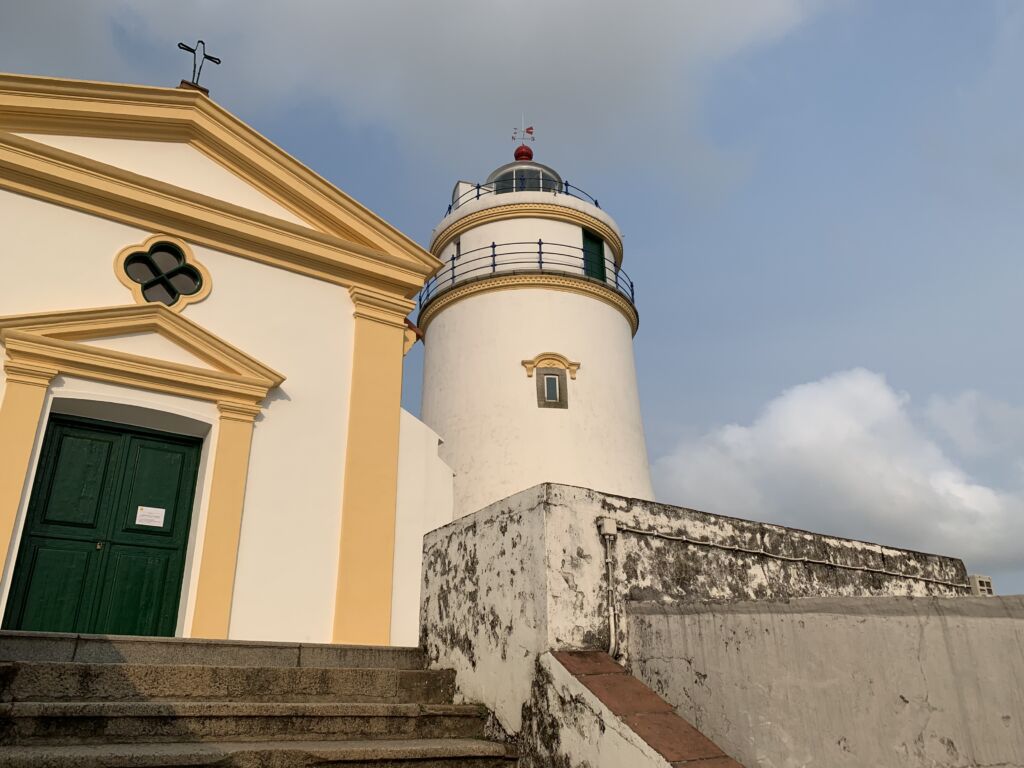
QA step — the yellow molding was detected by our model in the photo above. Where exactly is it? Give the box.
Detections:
[190,404,258,639]
[419,274,640,335]
[333,299,407,645]
[0,373,54,594]
[0,304,284,388]
[0,131,434,298]
[114,234,212,313]
[522,352,581,380]
[0,304,283,639]
[0,73,438,273]
[349,286,417,329]
[431,202,623,264]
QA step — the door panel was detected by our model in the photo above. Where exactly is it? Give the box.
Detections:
[33,427,121,536]
[582,230,607,282]
[91,544,176,636]
[112,438,193,545]
[3,537,103,632]
[3,416,201,637]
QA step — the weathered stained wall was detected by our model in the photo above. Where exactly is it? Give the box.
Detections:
[519,652,673,768]
[600,488,967,605]
[628,597,1024,768]
[421,483,972,766]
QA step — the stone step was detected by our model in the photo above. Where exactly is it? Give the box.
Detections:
[0,701,489,745]
[0,662,456,704]
[0,738,518,767]
[0,631,426,670]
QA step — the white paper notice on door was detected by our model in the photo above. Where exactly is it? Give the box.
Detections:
[135,506,166,527]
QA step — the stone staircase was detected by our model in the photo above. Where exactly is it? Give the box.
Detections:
[0,631,517,767]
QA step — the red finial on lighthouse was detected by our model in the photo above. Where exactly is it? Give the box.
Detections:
[512,121,535,161]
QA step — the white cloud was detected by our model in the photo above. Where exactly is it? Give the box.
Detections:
[652,369,1024,576]
[0,0,830,179]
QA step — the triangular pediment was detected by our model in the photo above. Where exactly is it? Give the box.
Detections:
[0,74,441,294]
[16,132,310,227]
[0,305,284,388]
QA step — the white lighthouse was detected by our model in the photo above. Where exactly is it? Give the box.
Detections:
[418,142,653,518]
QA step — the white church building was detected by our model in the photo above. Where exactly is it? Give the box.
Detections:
[0,74,652,649]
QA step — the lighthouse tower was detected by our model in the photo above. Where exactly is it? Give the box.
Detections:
[418,143,653,518]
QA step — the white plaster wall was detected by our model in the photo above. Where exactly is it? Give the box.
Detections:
[391,409,454,646]
[0,189,355,642]
[421,289,653,518]
[82,333,218,369]
[433,189,622,249]
[16,134,309,226]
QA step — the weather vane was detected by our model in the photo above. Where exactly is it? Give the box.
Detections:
[177,40,221,89]
[512,115,535,144]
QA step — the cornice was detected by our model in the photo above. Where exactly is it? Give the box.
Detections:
[0,73,439,274]
[0,303,285,391]
[430,202,623,264]
[418,273,639,335]
[2,332,272,406]
[2,359,58,387]
[349,286,417,329]
[0,130,430,297]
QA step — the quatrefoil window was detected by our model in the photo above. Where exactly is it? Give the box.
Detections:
[115,236,211,312]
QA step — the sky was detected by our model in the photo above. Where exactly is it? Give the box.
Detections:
[2,1,1023,592]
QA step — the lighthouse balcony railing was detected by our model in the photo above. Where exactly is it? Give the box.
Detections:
[419,240,635,309]
[446,179,600,216]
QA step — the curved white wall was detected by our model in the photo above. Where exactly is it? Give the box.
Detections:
[421,288,653,518]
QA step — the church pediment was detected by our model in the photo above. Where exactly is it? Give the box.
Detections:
[0,304,284,404]
[0,74,441,297]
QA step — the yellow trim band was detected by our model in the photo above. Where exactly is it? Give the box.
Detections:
[332,288,414,644]
[430,202,623,265]
[419,274,639,335]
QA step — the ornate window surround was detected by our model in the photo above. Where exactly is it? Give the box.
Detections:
[115,234,212,312]
[521,351,581,380]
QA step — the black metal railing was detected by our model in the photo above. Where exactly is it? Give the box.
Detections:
[419,240,635,308]
[445,179,600,217]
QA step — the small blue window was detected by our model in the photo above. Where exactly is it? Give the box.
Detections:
[544,375,559,402]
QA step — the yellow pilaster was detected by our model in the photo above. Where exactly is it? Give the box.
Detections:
[332,287,414,645]
[0,361,56,573]
[190,401,260,639]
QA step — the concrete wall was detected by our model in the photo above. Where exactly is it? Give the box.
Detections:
[421,484,973,766]
[0,183,355,643]
[628,597,1024,768]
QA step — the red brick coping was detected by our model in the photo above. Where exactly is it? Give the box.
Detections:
[551,651,743,767]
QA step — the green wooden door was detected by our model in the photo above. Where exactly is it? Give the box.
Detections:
[2,416,201,637]
[582,230,607,282]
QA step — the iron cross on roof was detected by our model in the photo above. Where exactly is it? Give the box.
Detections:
[177,40,221,89]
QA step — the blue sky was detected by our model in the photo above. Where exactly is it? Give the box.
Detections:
[3,1,1022,591]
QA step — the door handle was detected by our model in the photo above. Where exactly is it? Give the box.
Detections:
[96,541,104,550]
